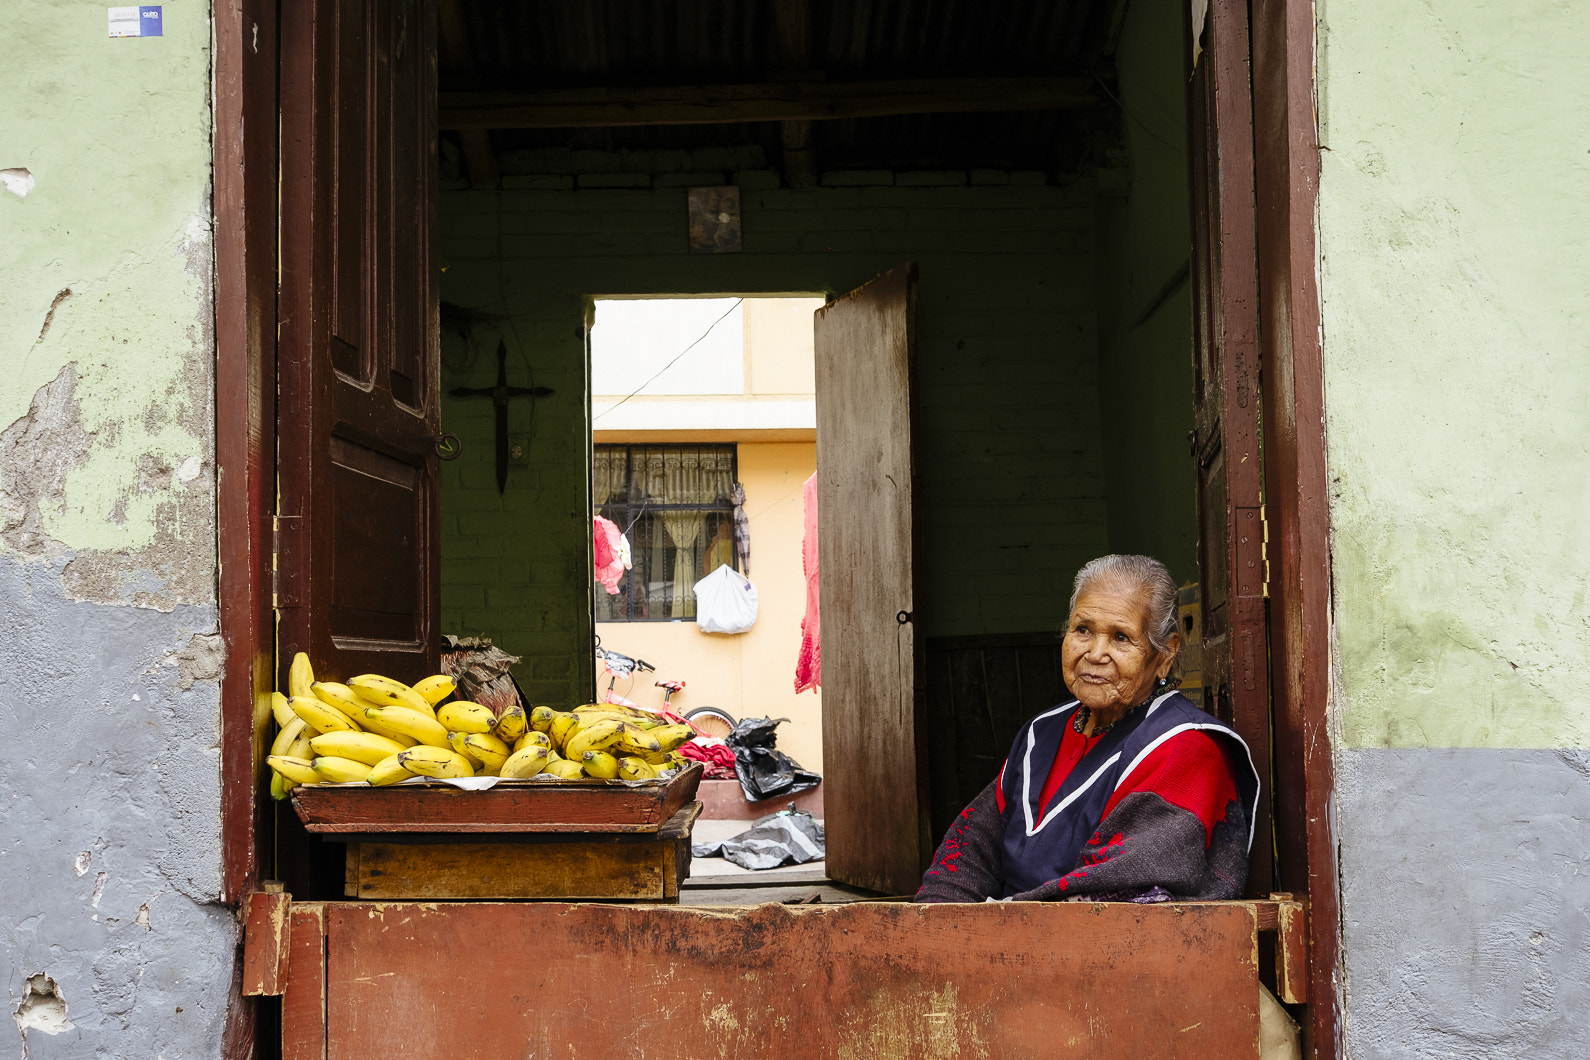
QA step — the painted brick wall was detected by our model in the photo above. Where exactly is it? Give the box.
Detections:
[439,172,1110,706]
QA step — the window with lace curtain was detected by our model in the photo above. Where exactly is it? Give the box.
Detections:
[593,444,738,621]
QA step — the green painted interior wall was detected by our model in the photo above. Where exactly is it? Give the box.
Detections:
[1094,0,1198,584]
[438,174,1112,704]
[1317,0,1590,749]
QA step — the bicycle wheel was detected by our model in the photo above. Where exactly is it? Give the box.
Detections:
[684,706,736,740]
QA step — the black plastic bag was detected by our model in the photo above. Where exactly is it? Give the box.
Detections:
[691,808,825,870]
[724,716,821,802]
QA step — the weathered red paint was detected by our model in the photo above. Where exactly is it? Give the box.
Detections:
[241,891,293,996]
[282,905,328,1060]
[290,764,701,834]
[280,901,1264,1058]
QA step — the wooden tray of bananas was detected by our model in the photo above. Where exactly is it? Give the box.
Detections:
[262,658,710,834]
[291,761,703,834]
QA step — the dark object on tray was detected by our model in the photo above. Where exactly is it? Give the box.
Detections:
[291,762,703,835]
[724,716,821,802]
[439,635,527,717]
[693,806,825,871]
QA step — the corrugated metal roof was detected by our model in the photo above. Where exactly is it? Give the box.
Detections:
[461,1,1107,86]
[448,0,1119,177]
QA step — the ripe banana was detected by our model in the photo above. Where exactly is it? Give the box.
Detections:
[514,731,552,753]
[267,755,320,786]
[580,750,621,779]
[613,722,663,756]
[499,745,551,779]
[285,728,316,760]
[364,705,450,748]
[529,705,557,733]
[316,683,416,745]
[312,756,373,784]
[312,682,376,723]
[564,718,625,761]
[437,701,496,735]
[288,652,316,699]
[411,674,457,706]
[461,732,510,773]
[648,724,696,753]
[617,756,657,781]
[309,730,407,766]
[575,702,657,727]
[290,695,360,735]
[270,771,292,801]
[271,717,309,757]
[543,758,585,780]
[494,704,528,743]
[448,731,484,767]
[548,711,581,749]
[397,745,474,779]
[352,711,419,746]
[348,674,436,718]
[270,691,296,727]
[366,753,415,787]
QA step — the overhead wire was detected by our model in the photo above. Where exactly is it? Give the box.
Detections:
[591,298,745,423]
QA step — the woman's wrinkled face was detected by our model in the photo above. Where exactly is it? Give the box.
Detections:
[1061,584,1178,716]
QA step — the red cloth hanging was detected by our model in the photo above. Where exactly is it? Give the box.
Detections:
[794,472,821,693]
[593,516,624,595]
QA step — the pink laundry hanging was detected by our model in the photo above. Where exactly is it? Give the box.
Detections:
[794,472,821,693]
[593,516,624,595]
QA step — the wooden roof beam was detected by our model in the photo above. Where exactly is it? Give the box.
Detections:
[439,76,1097,130]
[436,0,499,188]
[772,0,818,189]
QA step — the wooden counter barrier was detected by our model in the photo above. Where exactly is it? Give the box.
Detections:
[247,897,1305,1058]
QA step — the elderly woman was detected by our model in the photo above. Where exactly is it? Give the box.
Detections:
[916,554,1260,904]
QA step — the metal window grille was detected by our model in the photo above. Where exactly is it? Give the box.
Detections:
[593,444,738,621]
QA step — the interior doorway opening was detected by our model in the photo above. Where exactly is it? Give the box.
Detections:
[257,0,1250,912]
[588,294,826,774]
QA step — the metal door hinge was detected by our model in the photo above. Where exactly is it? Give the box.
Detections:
[1261,503,1270,598]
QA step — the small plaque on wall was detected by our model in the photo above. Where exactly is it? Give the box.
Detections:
[687,186,742,254]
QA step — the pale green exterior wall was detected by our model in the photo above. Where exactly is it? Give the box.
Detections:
[0,2,232,1055]
[1319,1,1590,751]
[1319,3,1590,1055]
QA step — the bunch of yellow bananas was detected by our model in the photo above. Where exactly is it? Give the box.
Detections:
[264,654,693,797]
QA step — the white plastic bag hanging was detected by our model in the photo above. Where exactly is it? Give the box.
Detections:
[693,565,759,634]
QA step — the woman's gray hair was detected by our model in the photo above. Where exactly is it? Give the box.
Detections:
[1069,554,1182,659]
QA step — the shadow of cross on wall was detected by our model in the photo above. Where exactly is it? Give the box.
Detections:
[449,339,553,493]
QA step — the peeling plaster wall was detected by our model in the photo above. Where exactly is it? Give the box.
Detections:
[1317,1,1590,1055]
[0,1,231,1057]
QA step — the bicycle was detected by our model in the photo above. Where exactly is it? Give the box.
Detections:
[594,642,737,737]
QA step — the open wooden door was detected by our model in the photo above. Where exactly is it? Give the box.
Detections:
[813,263,928,896]
[1186,0,1274,898]
[277,0,441,688]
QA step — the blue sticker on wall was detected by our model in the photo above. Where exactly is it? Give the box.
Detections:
[109,5,162,37]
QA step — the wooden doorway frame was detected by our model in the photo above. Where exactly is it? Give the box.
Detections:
[1250,1,1338,1054]
[213,0,1336,1053]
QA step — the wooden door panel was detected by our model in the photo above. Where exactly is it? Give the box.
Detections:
[1187,0,1274,897]
[327,437,425,646]
[282,901,1263,1058]
[279,0,440,686]
[813,263,927,897]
